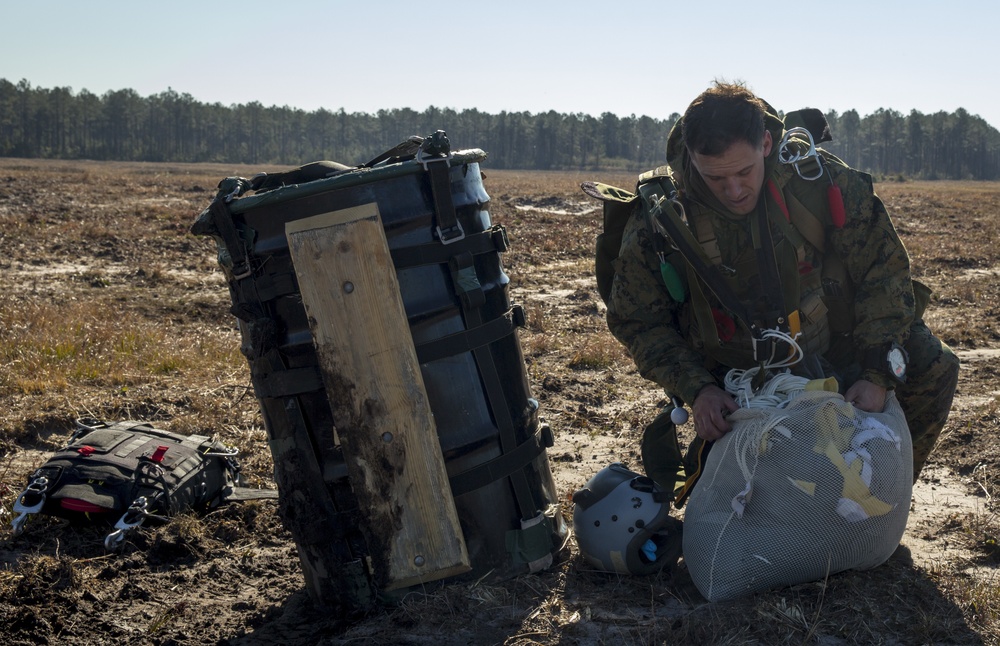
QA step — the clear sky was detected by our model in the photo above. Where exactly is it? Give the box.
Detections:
[2,0,997,130]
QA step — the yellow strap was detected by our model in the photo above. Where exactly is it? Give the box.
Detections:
[787,309,801,337]
[673,441,707,507]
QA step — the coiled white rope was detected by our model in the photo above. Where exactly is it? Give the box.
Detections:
[721,328,809,492]
[723,328,811,409]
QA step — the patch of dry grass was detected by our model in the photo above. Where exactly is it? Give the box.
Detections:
[566,332,631,371]
[0,296,243,397]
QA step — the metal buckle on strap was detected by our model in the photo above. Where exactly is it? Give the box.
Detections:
[752,335,775,363]
[104,497,150,550]
[417,146,465,244]
[491,225,510,253]
[778,127,824,181]
[11,476,50,535]
[436,222,466,245]
[648,190,688,242]
[416,146,454,172]
[230,263,253,281]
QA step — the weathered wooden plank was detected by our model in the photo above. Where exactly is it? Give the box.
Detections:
[286,202,470,590]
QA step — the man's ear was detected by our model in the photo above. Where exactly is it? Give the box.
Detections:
[762,130,773,157]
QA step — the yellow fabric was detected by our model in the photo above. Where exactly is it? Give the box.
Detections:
[804,376,840,392]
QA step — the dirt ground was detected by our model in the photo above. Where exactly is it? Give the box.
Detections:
[0,158,998,645]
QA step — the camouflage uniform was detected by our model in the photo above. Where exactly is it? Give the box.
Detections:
[607,113,959,492]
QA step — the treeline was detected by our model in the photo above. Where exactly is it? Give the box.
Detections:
[2,78,1000,179]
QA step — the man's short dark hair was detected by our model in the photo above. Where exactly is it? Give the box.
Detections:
[681,81,769,156]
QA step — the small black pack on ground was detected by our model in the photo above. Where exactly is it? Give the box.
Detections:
[11,419,246,549]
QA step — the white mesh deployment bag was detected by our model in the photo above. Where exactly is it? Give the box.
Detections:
[683,389,912,602]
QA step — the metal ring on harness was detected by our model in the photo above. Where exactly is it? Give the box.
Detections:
[778,127,824,181]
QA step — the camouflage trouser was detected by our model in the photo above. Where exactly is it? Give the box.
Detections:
[640,321,960,496]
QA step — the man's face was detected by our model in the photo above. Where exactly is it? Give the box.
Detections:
[689,130,772,216]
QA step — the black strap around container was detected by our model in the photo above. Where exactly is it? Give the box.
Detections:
[448,422,551,498]
[448,251,539,519]
[426,158,464,243]
[391,225,508,270]
[415,305,525,365]
[207,196,252,279]
[255,366,325,399]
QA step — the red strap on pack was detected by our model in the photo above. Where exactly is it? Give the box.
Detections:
[150,445,169,463]
[77,445,95,456]
[711,308,736,342]
[60,498,112,513]
[827,184,846,228]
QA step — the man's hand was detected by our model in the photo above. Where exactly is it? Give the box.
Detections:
[845,379,887,412]
[693,384,738,441]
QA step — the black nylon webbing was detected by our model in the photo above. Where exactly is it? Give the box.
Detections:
[448,422,547,497]
[427,160,463,242]
[415,305,525,365]
[638,184,757,331]
[254,272,298,302]
[391,225,508,270]
[447,252,538,518]
[208,198,251,278]
[752,203,787,331]
[255,366,325,399]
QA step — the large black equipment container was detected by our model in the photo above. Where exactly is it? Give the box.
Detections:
[191,132,568,612]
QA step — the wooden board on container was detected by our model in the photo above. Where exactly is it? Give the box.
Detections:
[286,202,470,591]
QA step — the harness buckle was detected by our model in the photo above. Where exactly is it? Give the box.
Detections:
[104,496,151,550]
[648,191,687,243]
[778,127,824,181]
[11,476,50,535]
[416,147,454,172]
[752,336,775,363]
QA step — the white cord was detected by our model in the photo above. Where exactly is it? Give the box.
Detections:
[723,328,811,409]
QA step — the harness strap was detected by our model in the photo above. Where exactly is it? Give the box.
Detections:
[751,200,789,333]
[361,136,423,168]
[673,439,708,507]
[253,272,298,302]
[427,158,463,243]
[207,195,253,279]
[691,208,723,266]
[637,182,757,334]
[222,486,280,502]
[782,185,827,253]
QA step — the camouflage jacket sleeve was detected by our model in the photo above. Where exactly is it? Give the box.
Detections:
[826,163,915,387]
[605,202,719,405]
